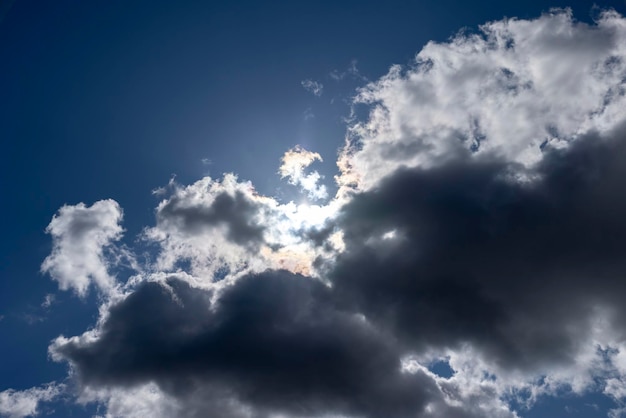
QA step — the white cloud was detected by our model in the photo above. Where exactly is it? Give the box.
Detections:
[338,9,626,192]
[301,79,324,96]
[144,174,273,283]
[0,383,63,418]
[41,200,125,296]
[143,172,337,284]
[279,146,328,200]
[78,383,181,418]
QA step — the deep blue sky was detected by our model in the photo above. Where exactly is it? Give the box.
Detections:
[2,1,626,417]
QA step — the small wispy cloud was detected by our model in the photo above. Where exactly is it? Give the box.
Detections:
[279,146,328,200]
[330,59,367,82]
[301,79,323,96]
[41,294,55,309]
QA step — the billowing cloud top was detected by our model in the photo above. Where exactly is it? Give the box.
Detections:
[7,8,626,418]
[337,9,626,192]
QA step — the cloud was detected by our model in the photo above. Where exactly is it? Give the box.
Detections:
[143,174,277,282]
[330,60,367,82]
[40,294,55,309]
[337,9,626,192]
[0,384,63,418]
[76,383,182,418]
[144,173,337,281]
[330,125,626,406]
[50,126,626,415]
[40,200,124,296]
[303,107,315,120]
[32,8,626,418]
[301,79,324,96]
[51,271,445,418]
[279,146,328,200]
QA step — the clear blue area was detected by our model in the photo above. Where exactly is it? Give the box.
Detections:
[428,359,455,379]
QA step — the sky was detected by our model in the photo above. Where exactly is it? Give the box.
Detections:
[2,0,626,417]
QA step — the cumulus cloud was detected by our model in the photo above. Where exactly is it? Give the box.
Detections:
[301,79,324,96]
[0,383,63,418]
[46,128,626,416]
[144,173,337,281]
[279,146,328,200]
[143,174,276,282]
[337,9,626,192]
[41,200,124,296]
[31,8,626,418]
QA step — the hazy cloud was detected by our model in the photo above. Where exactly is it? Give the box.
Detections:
[301,79,324,96]
[330,60,367,82]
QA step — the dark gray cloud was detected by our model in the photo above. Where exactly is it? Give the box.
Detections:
[53,271,441,418]
[330,126,626,373]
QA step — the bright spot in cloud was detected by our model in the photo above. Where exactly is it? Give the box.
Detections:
[279,145,329,201]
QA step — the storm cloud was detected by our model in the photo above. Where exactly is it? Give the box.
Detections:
[52,272,443,418]
[331,126,626,375]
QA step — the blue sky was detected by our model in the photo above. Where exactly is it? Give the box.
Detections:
[3,1,626,417]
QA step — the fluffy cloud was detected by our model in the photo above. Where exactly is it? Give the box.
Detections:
[337,9,626,192]
[144,173,338,282]
[279,146,328,200]
[77,383,182,418]
[41,200,124,296]
[147,174,269,272]
[0,384,63,418]
[33,8,626,418]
